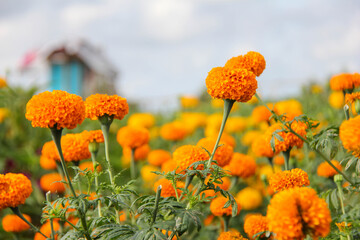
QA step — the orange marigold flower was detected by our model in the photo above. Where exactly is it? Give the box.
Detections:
[180,112,207,133]
[140,165,159,183]
[197,137,233,167]
[0,77,7,88]
[236,187,263,210]
[123,144,150,161]
[217,230,247,240]
[269,168,310,192]
[128,113,155,129]
[161,160,178,173]
[273,155,285,165]
[274,99,303,121]
[329,73,360,91]
[317,160,342,178]
[0,108,9,123]
[117,126,150,149]
[84,130,104,143]
[251,135,275,158]
[242,130,262,147]
[206,67,257,102]
[203,176,231,198]
[225,117,247,134]
[251,104,273,124]
[267,187,331,240]
[2,214,31,232]
[335,222,352,232]
[210,196,240,217]
[41,141,59,161]
[61,132,91,162]
[339,115,360,157]
[34,220,60,240]
[153,178,184,198]
[26,90,85,130]
[345,92,360,104]
[173,145,209,173]
[328,91,344,109]
[0,173,32,210]
[148,149,171,166]
[220,133,236,148]
[84,94,129,120]
[160,121,188,141]
[225,51,266,77]
[180,95,199,109]
[224,153,256,178]
[244,214,268,239]
[39,155,57,170]
[40,173,65,194]
[79,161,101,173]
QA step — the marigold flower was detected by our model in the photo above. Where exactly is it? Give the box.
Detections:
[0,108,9,123]
[224,153,256,178]
[128,113,155,129]
[244,214,268,239]
[267,187,331,240]
[328,91,344,109]
[225,117,247,133]
[0,77,7,88]
[161,160,178,173]
[140,165,159,183]
[274,99,303,121]
[203,176,231,198]
[84,130,104,143]
[79,161,101,173]
[26,90,85,130]
[153,178,184,198]
[34,220,60,240]
[41,141,59,161]
[0,173,32,210]
[335,222,352,232]
[210,196,240,217]
[329,73,360,91]
[225,51,266,77]
[123,144,150,162]
[251,104,273,124]
[61,132,91,162]
[180,112,207,133]
[236,187,262,210]
[339,115,360,157]
[40,173,65,193]
[180,95,200,108]
[160,121,188,141]
[206,67,257,102]
[345,92,360,105]
[251,135,275,158]
[2,214,31,232]
[148,149,171,166]
[197,137,233,167]
[241,130,262,147]
[173,145,209,173]
[273,155,285,165]
[269,168,310,192]
[317,160,342,178]
[84,93,128,120]
[39,155,57,170]
[217,230,247,240]
[219,133,236,148]
[117,126,150,149]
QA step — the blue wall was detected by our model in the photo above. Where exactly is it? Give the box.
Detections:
[50,61,84,95]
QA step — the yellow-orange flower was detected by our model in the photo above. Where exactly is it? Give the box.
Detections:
[251,135,275,158]
[217,230,247,240]
[339,115,360,157]
[0,108,9,123]
[117,126,150,149]
[220,133,236,148]
[210,196,240,216]
[161,160,178,173]
[197,137,233,167]
[180,95,200,108]
[84,130,104,143]
[267,187,331,240]
[84,94,129,120]
[160,121,188,141]
[173,145,209,173]
[40,173,65,194]
[242,130,262,147]
[34,220,60,240]
[39,155,57,170]
[41,141,59,161]
[225,51,266,77]
[140,165,160,183]
[236,187,262,210]
[127,113,155,129]
[273,155,285,165]
[225,117,247,133]
[180,112,207,133]
[329,73,360,91]
[244,214,268,239]
[148,149,171,166]
[0,77,7,88]
[274,99,303,121]
[2,214,31,232]
[203,176,231,198]
[206,67,257,102]
[224,153,256,178]
[335,222,352,232]
[26,90,85,130]
[61,132,91,162]
[328,91,344,109]
[123,144,150,161]
[153,178,184,198]
[269,168,310,192]
[0,173,33,210]
[345,92,360,105]
[317,160,342,178]
[251,104,273,124]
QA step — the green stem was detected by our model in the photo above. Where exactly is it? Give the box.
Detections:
[130,148,136,179]
[172,180,180,202]
[168,231,176,240]
[255,93,355,186]
[73,161,82,193]
[185,174,194,190]
[206,99,235,168]
[151,185,162,226]
[344,105,350,120]
[10,207,48,239]
[222,215,231,232]
[335,178,351,240]
[282,149,291,171]
[11,233,18,240]
[91,152,102,217]
[46,192,55,240]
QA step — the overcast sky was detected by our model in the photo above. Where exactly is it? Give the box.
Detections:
[0,0,359,111]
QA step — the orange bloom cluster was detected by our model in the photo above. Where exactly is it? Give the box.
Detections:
[197,138,233,167]
[123,144,150,161]
[251,104,273,123]
[26,90,85,130]
[40,173,65,193]
[236,187,263,210]
[0,77,7,88]
[224,51,266,77]
[41,141,59,160]
[2,214,31,232]
[317,160,342,178]
[242,130,262,147]
[153,178,184,198]
[274,99,303,121]
[148,149,171,166]
[328,91,344,109]
[84,130,104,143]
[128,113,155,129]
[84,94,129,120]
[0,173,32,210]
[173,145,209,173]
[269,168,310,192]
[180,95,200,108]
[339,115,360,157]
[329,73,360,91]
[224,153,256,178]
[161,160,178,173]
[267,187,331,240]
[160,121,188,141]
[39,155,57,170]
[243,214,268,239]
[251,136,275,158]
[206,67,257,102]
[117,126,150,149]
[202,176,231,198]
[345,92,360,105]
[61,132,91,162]
[217,230,247,240]
[34,220,60,240]
[210,196,240,216]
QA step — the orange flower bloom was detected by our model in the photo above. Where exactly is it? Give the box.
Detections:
[329,73,360,91]
[197,138,233,167]
[61,132,91,162]
[225,117,247,134]
[206,67,257,102]
[267,187,331,240]
[335,222,352,232]
[84,130,104,143]
[269,168,310,192]
[180,112,207,133]
[224,153,256,178]
[203,176,231,198]
[0,77,7,88]
[41,141,59,161]
[273,155,285,165]
[123,144,150,161]
[140,165,159,183]
[251,104,273,124]
[34,220,60,240]
[317,160,342,178]
[339,115,360,157]
[274,99,303,121]
[242,130,262,147]
[220,133,236,148]
[224,51,266,77]
[84,94,129,120]
[244,214,268,239]
[0,173,32,210]
[236,187,263,210]
[26,90,85,130]
[40,173,65,193]
[251,135,275,158]
[153,178,184,198]
[180,95,200,108]
[328,91,344,109]
[39,155,57,170]
[79,161,101,173]
[148,149,171,166]
[217,230,247,240]
[160,121,188,141]
[161,160,178,173]
[345,92,360,105]
[2,214,31,232]
[173,145,209,173]
[210,196,240,217]
[127,113,155,129]
[117,126,150,149]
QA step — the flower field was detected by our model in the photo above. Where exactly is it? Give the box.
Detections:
[0,52,359,240]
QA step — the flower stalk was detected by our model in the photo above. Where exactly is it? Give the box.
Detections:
[90,150,102,217]
[282,149,291,171]
[130,148,136,179]
[46,192,55,240]
[335,175,351,240]
[151,185,162,226]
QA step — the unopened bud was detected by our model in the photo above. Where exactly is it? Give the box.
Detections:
[89,142,99,154]
[334,174,343,184]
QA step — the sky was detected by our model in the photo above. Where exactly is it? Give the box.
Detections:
[0,0,359,111]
